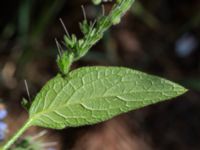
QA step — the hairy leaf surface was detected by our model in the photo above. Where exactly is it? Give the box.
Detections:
[29,67,187,129]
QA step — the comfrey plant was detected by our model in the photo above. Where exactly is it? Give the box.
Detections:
[1,0,187,149]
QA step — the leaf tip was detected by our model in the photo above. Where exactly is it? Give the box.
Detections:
[182,87,188,94]
[176,84,188,97]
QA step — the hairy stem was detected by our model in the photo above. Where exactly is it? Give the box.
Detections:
[57,0,135,75]
[75,0,136,60]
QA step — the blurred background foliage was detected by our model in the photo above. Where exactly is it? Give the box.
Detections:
[0,0,200,149]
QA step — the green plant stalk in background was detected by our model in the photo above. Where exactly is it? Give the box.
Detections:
[1,0,187,149]
[57,0,135,75]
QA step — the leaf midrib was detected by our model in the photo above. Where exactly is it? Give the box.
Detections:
[30,89,184,121]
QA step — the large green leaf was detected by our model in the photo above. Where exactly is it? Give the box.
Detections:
[28,67,187,129]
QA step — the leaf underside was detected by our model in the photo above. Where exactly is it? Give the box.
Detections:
[29,67,187,129]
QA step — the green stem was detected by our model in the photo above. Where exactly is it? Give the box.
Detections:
[3,119,32,150]
[57,0,136,75]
